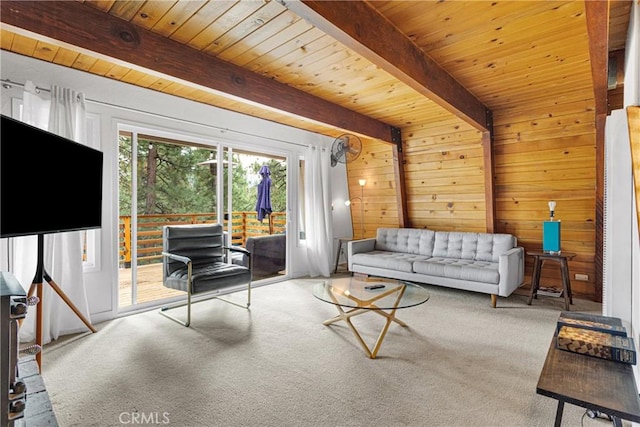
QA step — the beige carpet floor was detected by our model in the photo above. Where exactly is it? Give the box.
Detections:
[39,277,617,427]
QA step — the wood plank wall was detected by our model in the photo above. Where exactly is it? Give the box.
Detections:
[493,96,597,298]
[346,137,399,238]
[347,98,597,299]
[403,119,486,233]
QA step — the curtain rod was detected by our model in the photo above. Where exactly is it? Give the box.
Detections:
[0,78,313,149]
[1,78,49,94]
[2,78,85,102]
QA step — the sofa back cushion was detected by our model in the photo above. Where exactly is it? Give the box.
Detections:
[375,228,516,262]
[375,228,435,256]
[432,232,515,262]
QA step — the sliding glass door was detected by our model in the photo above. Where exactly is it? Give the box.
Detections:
[117,126,287,310]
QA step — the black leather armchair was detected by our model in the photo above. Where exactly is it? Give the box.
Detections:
[159,224,252,327]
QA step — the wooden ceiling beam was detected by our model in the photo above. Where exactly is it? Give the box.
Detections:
[281,0,492,132]
[391,128,410,228]
[282,0,494,231]
[585,0,610,117]
[0,0,397,143]
[584,0,609,304]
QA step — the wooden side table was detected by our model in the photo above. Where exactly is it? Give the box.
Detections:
[527,251,576,311]
[334,237,353,274]
[537,329,640,426]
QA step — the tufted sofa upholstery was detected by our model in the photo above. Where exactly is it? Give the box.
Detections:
[348,228,525,307]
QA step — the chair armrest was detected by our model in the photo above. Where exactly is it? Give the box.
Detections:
[226,246,250,255]
[162,252,192,265]
[225,246,252,270]
[162,252,193,286]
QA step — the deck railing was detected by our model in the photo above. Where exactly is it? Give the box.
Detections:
[119,212,286,267]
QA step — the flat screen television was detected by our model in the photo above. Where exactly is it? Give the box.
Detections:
[0,114,103,238]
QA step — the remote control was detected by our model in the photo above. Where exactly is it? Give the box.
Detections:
[364,284,385,290]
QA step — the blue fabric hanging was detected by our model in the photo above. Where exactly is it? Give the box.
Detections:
[256,165,272,222]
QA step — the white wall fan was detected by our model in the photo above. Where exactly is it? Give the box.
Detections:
[330,134,362,167]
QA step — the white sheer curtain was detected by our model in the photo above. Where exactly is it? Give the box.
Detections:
[303,145,333,277]
[11,83,92,344]
[9,81,50,342]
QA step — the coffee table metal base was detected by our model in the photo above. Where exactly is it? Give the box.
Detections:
[322,285,407,359]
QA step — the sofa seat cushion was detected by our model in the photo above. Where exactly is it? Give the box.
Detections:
[413,257,500,284]
[351,251,430,273]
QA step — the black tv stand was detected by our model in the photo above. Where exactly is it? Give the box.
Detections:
[27,234,97,370]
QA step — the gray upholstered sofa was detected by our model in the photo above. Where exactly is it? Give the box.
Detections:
[348,228,524,307]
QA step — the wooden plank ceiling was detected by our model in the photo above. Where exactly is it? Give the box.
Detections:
[0,0,631,143]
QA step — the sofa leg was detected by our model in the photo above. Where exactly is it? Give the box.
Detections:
[491,294,497,308]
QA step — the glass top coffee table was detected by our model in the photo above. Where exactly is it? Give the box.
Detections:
[313,276,430,359]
